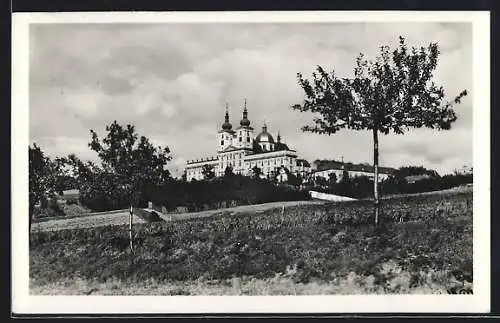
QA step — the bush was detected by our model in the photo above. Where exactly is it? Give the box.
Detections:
[65,199,78,205]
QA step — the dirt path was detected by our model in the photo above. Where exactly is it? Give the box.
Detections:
[31,200,325,232]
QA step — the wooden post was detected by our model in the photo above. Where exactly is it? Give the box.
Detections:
[129,205,133,253]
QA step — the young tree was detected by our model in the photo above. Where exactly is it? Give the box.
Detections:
[88,121,172,208]
[292,36,467,224]
[88,121,172,252]
[201,164,216,180]
[29,144,63,232]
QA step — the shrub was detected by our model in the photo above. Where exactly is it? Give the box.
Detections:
[65,199,78,205]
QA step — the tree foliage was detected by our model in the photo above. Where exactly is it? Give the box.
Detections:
[292,36,467,223]
[29,144,64,230]
[251,166,262,179]
[88,121,172,207]
[293,37,467,135]
[394,166,440,179]
[201,164,216,180]
[224,165,234,177]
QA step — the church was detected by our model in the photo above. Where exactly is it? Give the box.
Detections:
[185,100,311,181]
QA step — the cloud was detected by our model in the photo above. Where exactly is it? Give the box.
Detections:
[29,22,473,175]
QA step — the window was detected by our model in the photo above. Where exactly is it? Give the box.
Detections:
[247,137,250,143]
[221,140,224,146]
[239,137,242,142]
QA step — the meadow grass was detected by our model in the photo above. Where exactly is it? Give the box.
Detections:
[30,189,472,295]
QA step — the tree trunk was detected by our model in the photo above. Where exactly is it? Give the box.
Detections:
[373,127,380,225]
[129,205,134,253]
[29,201,33,245]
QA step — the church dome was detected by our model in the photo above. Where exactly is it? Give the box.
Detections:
[221,105,233,131]
[240,117,250,127]
[255,124,274,143]
[222,120,233,131]
[240,99,251,127]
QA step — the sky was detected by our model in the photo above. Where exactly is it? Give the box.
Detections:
[29,22,473,177]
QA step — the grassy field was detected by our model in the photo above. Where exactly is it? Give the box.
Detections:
[31,200,324,232]
[30,188,472,295]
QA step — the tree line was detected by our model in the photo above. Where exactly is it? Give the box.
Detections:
[30,35,469,228]
[307,168,472,199]
[28,121,311,229]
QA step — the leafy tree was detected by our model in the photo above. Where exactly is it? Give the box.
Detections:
[328,172,338,188]
[314,176,328,189]
[29,144,63,232]
[54,174,78,194]
[201,164,216,180]
[60,154,115,211]
[337,170,352,196]
[292,36,467,224]
[224,165,234,177]
[251,166,262,179]
[88,121,172,209]
[287,172,302,187]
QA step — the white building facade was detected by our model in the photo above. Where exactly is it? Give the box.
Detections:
[185,101,311,181]
[312,161,395,182]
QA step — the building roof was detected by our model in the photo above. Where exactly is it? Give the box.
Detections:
[315,160,396,175]
[274,142,290,151]
[245,149,297,160]
[255,124,275,143]
[187,155,219,164]
[296,159,311,167]
[219,146,252,153]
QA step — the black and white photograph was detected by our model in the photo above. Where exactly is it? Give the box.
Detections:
[12,11,490,314]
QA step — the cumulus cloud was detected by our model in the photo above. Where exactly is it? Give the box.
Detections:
[29,22,473,175]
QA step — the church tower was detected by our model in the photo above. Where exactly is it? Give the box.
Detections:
[235,98,254,149]
[218,103,234,151]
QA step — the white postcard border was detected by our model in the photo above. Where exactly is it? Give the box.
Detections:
[12,10,491,314]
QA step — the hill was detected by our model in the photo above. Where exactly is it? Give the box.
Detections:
[29,189,472,295]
